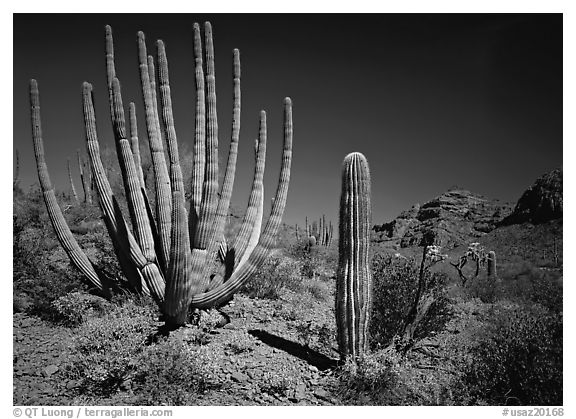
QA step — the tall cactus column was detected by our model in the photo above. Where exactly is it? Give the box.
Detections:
[487,250,497,278]
[335,152,372,360]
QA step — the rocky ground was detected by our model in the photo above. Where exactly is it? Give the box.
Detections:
[13,290,344,406]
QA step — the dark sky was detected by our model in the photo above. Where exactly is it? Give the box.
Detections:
[13,13,563,226]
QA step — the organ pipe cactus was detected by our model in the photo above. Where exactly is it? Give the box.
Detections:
[30,22,293,327]
[335,152,372,359]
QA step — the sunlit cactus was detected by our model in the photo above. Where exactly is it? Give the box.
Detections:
[487,250,497,278]
[30,22,293,327]
[335,152,372,360]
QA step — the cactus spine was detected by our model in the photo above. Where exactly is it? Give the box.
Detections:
[30,23,293,327]
[336,152,372,359]
[487,250,497,278]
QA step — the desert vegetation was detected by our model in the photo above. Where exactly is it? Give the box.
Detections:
[14,20,562,407]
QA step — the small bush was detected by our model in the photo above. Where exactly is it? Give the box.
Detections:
[131,339,222,405]
[370,254,452,349]
[225,333,256,354]
[463,304,562,405]
[62,300,158,397]
[259,373,295,397]
[294,319,334,352]
[336,350,404,405]
[287,241,337,280]
[241,252,303,299]
[51,292,111,327]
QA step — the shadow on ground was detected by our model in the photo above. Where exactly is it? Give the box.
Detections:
[248,329,339,371]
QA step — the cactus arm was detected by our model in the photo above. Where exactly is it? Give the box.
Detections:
[209,48,241,257]
[189,22,206,239]
[128,102,146,190]
[83,82,165,302]
[194,22,219,250]
[128,100,163,271]
[77,151,92,204]
[231,112,267,269]
[336,152,372,359]
[138,31,172,267]
[156,39,198,324]
[29,79,104,292]
[110,77,158,263]
[208,112,263,291]
[67,158,79,204]
[203,49,241,290]
[148,55,164,152]
[190,97,292,309]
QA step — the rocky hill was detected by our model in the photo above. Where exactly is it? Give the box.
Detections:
[373,188,514,250]
[501,169,562,225]
[373,169,562,252]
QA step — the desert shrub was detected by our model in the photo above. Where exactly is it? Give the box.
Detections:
[300,277,332,302]
[131,339,222,405]
[287,241,337,280]
[465,275,499,303]
[241,252,303,299]
[490,259,563,311]
[61,299,158,397]
[294,319,334,352]
[51,292,112,327]
[225,332,256,354]
[463,304,562,405]
[259,373,295,397]
[370,254,452,349]
[336,350,404,405]
[13,187,103,316]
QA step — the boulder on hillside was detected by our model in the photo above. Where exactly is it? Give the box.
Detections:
[501,169,562,226]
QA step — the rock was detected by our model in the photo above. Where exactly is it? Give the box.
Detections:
[66,380,81,389]
[308,365,319,373]
[231,372,249,383]
[502,169,562,225]
[119,379,132,391]
[294,382,307,400]
[314,388,331,401]
[43,365,59,377]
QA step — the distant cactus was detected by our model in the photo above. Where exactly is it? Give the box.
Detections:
[13,149,20,190]
[30,23,293,327]
[307,235,317,248]
[67,158,79,204]
[77,151,92,204]
[487,250,497,278]
[335,152,372,359]
[302,214,333,247]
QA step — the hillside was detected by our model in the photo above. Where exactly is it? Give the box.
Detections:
[373,188,514,251]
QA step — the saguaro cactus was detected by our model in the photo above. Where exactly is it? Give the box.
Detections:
[30,22,293,327]
[487,250,497,278]
[335,152,372,359]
